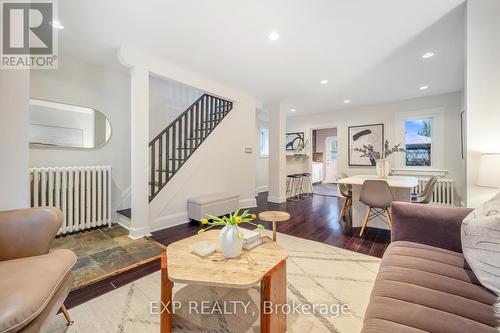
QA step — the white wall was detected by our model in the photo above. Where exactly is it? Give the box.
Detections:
[0,70,30,210]
[255,110,269,193]
[465,0,500,207]
[30,55,131,216]
[287,92,465,204]
[149,75,203,141]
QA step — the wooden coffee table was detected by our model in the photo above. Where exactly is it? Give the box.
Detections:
[160,230,288,333]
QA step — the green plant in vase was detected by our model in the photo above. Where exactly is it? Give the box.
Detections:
[199,209,265,258]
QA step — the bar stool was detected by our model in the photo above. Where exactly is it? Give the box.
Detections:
[286,174,301,201]
[301,173,314,196]
[294,173,308,200]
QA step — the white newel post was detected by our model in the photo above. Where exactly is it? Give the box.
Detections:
[129,66,151,239]
[267,103,287,203]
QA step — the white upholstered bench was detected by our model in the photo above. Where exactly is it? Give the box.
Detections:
[187,192,239,221]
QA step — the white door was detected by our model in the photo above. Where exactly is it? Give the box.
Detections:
[324,136,338,183]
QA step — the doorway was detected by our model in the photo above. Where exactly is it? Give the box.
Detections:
[311,127,338,196]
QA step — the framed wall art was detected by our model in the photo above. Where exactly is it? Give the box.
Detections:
[285,132,305,151]
[348,123,384,166]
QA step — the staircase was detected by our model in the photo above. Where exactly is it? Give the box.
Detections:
[148,93,233,202]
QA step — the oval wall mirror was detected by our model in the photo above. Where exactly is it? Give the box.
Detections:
[29,98,111,149]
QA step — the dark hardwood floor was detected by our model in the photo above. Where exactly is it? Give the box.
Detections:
[65,191,390,309]
[65,258,160,309]
[152,192,390,257]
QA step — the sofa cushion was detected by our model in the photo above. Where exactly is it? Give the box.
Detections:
[362,241,498,333]
[462,191,500,296]
[0,249,76,333]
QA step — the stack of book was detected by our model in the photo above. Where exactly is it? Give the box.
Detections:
[239,228,263,250]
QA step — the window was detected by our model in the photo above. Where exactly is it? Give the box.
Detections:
[404,119,432,166]
[394,108,444,170]
[260,128,269,156]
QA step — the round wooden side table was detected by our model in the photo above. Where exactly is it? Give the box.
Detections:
[258,211,291,241]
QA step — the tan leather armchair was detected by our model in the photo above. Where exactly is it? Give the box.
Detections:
[0,208,77,333]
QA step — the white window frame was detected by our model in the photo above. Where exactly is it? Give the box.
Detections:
[393,108,444,171]
[259,128,269,157]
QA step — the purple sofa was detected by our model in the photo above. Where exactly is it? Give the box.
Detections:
[361,202,498,333]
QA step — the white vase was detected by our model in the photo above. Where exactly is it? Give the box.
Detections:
[219,225,242,259]
[376,159,390,179]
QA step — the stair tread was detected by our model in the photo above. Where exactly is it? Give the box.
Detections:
[116,208,131,219]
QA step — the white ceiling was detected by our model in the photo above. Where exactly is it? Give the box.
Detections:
[58,0,466,115]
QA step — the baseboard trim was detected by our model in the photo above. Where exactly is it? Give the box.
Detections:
[128,225,152,240]
[239,198,257,209]
[116,215,131,230]
[151,211,190,233]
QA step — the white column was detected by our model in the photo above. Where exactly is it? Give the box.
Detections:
[466,0,500,207]
[129,67,151,239]
[0,69,29,210]
[267,103,287,203]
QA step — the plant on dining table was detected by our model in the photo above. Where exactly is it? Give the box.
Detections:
[354,139,405,160]
[355,140,405,178]
[198,209,264,239]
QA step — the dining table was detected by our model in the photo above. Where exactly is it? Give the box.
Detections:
[337,175,418,231]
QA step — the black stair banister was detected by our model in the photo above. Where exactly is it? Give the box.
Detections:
[148,93,233,201]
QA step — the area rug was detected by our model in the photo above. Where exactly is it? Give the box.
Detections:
[47,230,380,333]
[51,224,166,288]
[313,183,338,197]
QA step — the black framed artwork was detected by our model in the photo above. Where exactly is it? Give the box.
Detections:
[348,123,384,166]
[285,132,304,151]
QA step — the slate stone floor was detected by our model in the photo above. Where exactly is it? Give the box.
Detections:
[51,225,165,289]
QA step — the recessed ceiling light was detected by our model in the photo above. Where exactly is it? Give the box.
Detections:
[422,52,434,59]
[268,32,279,41]
[344,100,351,103]
[51,21,64,29]
[419,85,429,90]
[290,108,297,112]
[320,79,328,84]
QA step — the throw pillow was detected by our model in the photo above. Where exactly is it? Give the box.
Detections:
[462,191,500,296]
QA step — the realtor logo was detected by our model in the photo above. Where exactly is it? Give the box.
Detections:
[1,0,58,68]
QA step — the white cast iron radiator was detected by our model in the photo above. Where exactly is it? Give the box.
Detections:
[412,177,455,206]
[30,166,112,235]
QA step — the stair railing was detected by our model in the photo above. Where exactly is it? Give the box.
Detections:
[149,93,233,201]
